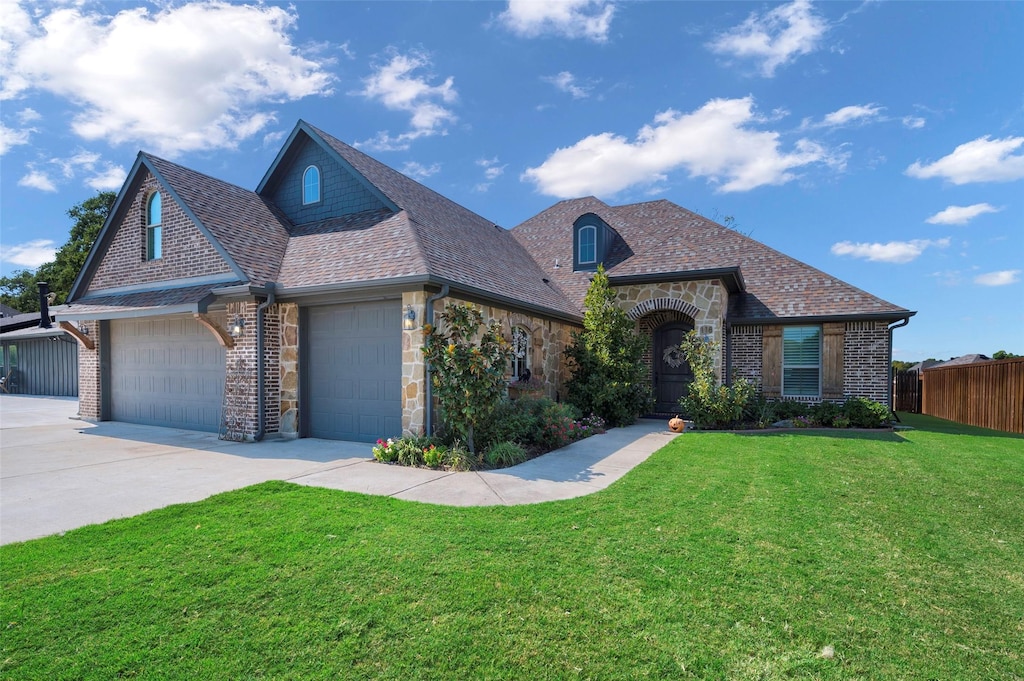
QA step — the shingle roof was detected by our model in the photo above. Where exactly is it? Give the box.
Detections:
[300,124,580,318]
[512,197,912,322]
[145,154,292,285]
[59,283,243,318]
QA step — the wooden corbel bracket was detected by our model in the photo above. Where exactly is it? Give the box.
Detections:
[58,321,95,350]
[193,313,235,348]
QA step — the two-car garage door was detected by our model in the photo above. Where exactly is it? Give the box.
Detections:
[110,317,225,432]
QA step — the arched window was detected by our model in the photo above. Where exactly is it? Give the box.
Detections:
[302,165,321,204]
[146,192,162,260]
[577,224,597,265]
[510,326,533,381]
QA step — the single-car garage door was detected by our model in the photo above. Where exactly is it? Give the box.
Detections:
[307,301,402,442]
[110,316,225,432]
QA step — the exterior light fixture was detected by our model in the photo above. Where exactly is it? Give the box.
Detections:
[230,316,246,338]
[403,305,417,331]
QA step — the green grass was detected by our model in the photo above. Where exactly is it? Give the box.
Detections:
[3,414,1022,680]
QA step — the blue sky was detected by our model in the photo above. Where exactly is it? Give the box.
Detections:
[1,0,1021,361]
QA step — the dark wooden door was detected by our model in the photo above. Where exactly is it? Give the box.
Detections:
[653,322,694,414]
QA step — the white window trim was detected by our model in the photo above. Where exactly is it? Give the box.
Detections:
[577,224,597,265]
[302,165,321,205]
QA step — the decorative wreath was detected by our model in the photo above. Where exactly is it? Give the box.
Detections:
[663,344,686,368]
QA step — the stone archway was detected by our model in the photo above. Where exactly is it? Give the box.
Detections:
[635,308,696,414]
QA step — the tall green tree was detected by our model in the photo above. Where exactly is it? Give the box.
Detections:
[564,265,652,427]
[992,350,1021,360]
[0,191,115,312]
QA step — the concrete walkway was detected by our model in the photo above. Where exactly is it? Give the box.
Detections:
[0,395,679,544]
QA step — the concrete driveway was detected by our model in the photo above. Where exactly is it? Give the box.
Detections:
[0,395,678,545]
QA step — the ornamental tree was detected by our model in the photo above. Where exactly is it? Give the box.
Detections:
[422,303,512,456]
[564,265,652,427]
[677,331,754,429]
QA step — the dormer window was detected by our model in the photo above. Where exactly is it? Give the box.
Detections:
[302,165,321,204]
[146,192,162,261]
[578,225,597,265]
[573,214,614,271]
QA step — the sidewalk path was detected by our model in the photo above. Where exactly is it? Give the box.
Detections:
[1,395,679,544]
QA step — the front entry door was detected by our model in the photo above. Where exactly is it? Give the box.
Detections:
[653,321,694,414]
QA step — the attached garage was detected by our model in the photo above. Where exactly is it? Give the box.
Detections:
[109,316,225,432]
[305,300,402,442]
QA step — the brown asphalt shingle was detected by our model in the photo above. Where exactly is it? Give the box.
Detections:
[512,197,911,321]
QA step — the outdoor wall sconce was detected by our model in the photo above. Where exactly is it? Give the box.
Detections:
[230,316,246,338]
[403,305,417,331]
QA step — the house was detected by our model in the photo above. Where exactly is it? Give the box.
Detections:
[56,120,914,442]
[1,295,78,397]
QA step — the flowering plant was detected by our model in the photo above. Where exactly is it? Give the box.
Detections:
[423,444,444,468]
[373,438,398,462]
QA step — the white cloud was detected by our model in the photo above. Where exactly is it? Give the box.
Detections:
[1,2,333,157]
[830,237,951,264]
[401,161,441,180]
[902,116,925,129]
[17,107,40,123]
[523,96,839,198]
[477,157,507,180]
[357,50,457,151]
[543,71,591,99]
[17,169,55,192]
[821,104,882,127]
[0,121,31,154]
[708,0,828,77]
[974,270,1020,286]
[86,163,127,190]
[498,0,615,42]
[925,203,1001,226]
[0,238,57,268]
[906,135,1024,184]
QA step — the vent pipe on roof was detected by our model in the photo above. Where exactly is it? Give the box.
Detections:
[37,282,52,329]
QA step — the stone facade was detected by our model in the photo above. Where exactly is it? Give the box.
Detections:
[401,290,428,437]
[89,173,233,291]
[278,303,299,437]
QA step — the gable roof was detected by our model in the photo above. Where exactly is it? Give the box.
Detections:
[70,153,291,302]
[513,197,913,323]
[270,122,580,319]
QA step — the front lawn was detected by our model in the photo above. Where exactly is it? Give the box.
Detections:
[2,414,1022,679]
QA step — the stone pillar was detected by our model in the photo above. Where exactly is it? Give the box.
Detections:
[278,303,299,437]
[402,290,427,436]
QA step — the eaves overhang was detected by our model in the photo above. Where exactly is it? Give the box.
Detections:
[609,267,745,294]
[727,310,917,326]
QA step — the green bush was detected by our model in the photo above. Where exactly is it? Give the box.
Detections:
[395,438,425,467]
[677,331,755,430]
[484,442,529,469]
[810,400,843,427]
[444,444,475,472]
[422,444,445,468]
[475,397,540,450]
[564,265,652,427]
[771,400,810,421]
[842,397,892,428]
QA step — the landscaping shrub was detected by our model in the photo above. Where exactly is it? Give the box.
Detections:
[843,396,892,428]
[564,265,652,427]
[484,441,529,468]
[810,400,843,427]
[372,438,399,462]
[677,331,755,429]
[444,443,475,471]
[422,444,445,469]
[474,397,540,450]
[771,399,811,421]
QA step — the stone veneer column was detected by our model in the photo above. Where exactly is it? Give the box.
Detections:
[402,290,428,436]
[278,303,300,437]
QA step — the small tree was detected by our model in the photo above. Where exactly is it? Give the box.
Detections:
[564,265,652,427]
[677,331,754,429]
[422,303,512,456]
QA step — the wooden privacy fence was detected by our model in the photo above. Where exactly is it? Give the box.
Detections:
[893,370,922,413]
[921,358,1024,434]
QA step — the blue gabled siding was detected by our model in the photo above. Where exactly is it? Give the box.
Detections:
[264,135,387,225]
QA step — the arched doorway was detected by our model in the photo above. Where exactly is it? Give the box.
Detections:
[653,321,694,414]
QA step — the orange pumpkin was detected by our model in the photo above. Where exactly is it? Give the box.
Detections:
[668,416,685,433]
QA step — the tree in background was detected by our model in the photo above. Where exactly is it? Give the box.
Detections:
[992,350,1021,360]
[564,265,652,427]
[0,191,116,312]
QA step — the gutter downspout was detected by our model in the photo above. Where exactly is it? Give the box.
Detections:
[424,284,450,435]
[254,282,276,442]
[887,317,911,418]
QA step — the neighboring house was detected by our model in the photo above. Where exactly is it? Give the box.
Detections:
[935,354,992,367]
[56,120,914,442]
[0,306,79,397]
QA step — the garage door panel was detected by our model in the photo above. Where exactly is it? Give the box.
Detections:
[111,317,225,432]
[308,301,401,442]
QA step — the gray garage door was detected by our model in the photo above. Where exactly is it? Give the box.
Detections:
[110,316,225,432]
[307,301,402,442]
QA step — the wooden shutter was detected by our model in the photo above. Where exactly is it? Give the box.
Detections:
[822,322,845,400]
[762,325,782,398]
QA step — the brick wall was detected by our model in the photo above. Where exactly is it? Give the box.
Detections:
[730,325,763,390]
[843,320,890,403]
[89,173,233,291]
[76,321,102,420]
